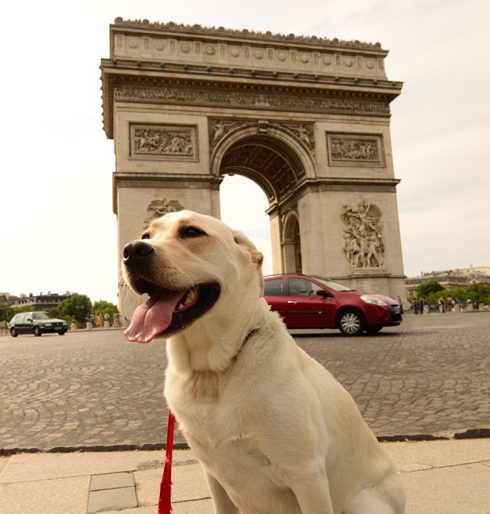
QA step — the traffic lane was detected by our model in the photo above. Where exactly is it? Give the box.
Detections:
[0,330,169,451]
[294,312,490,436]
[0,312,489,451]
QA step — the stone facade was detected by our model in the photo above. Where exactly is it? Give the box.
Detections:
[101,19,405,318]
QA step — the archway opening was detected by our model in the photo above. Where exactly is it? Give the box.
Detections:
[283,212,302,273]
[218,134,306,276]
[220,175,272,275]
[219,135,305,204]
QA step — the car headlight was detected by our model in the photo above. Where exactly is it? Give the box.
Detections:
[360,295,389,306]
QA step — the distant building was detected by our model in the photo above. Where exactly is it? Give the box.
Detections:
[406,267,490,297]
[10,292,76,311]
[0,293,19,305]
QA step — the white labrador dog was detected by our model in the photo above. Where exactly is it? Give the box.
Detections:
[123,210,405,514]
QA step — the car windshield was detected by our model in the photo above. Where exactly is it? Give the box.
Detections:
[32,312,50,320]
[313,277,355,292]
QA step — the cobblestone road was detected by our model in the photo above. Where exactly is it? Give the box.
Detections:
[0,312,488,452]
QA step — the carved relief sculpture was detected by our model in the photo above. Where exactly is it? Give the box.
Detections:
[280,122,315,152]
[208,118,245,153]
[341,202,385,268]
[130,124,197,160]
[143,198,184,229]
[209,117,316,156]
[327,133,384,166]
[116,86,390,119]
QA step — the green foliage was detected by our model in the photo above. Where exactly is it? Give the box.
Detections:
[0,304,15,322]
[57,294,92,325]
[417,282,490,306]
[0,295,120,326]
[0,305,31,322]
[416,281,444,299]
[465,283,490,304]
[92,300,119,317]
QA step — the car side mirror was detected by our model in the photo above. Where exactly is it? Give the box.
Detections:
[316,290,332,298]
[27,318,33,322]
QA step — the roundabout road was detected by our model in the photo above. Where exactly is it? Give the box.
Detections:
[0,311,488,451]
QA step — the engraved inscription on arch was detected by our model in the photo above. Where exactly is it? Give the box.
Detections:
[327,133,384,167]
[130,124,198,161]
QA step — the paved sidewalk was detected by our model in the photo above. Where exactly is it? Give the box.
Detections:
[1,439,489,514]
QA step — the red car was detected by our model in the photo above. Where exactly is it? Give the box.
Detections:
[264,274,402,335]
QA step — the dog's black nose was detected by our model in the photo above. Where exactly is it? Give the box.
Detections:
[123,241,155,264]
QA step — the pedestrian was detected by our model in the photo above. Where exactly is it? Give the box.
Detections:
[413,299,419,314]
[397,296,404,315]
[438,296,445,313]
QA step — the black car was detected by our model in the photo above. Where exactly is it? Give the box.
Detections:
[9,312,68,337]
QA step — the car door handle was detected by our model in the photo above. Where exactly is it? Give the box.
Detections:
[287,301,297,304]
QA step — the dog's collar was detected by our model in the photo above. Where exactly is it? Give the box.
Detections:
[232,327,259,362]
[241,327,259,349]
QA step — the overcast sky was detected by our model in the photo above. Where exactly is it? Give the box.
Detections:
[1,0,488,305]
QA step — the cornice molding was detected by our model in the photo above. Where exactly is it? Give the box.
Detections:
[112,18,385,53]
[114,171,223,188]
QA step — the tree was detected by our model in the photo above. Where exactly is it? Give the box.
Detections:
[0,304,16,322]
[466,283,490,304]
[57,294,92,325]
[0,304,32,322]
[92,300,119,317]
[416,281,444,299]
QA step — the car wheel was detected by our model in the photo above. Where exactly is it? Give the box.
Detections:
[34,327,42,337]
[10,328,18,338]
[338,310,364,336]
[58,331,66,336]
[366,325,383,335]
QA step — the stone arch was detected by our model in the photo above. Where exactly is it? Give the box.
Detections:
[211,123,317,205]
[211,124,315,275]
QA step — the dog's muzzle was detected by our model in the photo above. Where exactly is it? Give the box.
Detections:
[122,240,221,343]
[123,241,155,268]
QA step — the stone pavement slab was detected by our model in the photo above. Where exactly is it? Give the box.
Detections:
[384,439,490,514]
[402,463,490,514]
[0,475,90,514]
[90,471,135,491]
[87,486,137,513]
[0,441,489,514]
[384,437,490,470]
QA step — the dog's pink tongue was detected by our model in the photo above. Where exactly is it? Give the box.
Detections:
[124,290,184,343]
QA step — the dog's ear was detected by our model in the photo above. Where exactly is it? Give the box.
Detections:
[233,230,263,268]
[232,230,264,295]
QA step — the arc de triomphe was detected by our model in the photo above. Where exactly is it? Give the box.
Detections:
[101,18,405,318]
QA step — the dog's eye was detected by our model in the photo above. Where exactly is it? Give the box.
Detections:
[141,232,151,240]
[179,226,206,239]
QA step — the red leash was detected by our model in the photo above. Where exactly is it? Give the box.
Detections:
[158,410,176,514]
[157,410,245,514]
